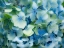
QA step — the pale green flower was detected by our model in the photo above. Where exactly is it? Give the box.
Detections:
[23,25,34,36]
[12,12,27,29]
[15,7,21,11]
[32,1,38,9]
[4,9,12,12]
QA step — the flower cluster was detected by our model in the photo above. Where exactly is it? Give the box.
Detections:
[0,0,64,48]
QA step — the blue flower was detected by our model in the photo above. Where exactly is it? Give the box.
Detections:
[42,0,58,10]
[13,37,33,48]
[1,0,64,48]
[59,11,64,20]
[29,13,36,21]
[57,31,63,37]
[35,19,42,24]
[38,29,47,36]
[0,0,5,7]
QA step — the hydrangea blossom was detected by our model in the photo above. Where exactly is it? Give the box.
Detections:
[12,11,27,29]
[0,0,64,48]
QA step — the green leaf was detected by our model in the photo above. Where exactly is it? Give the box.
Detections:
[0,7,4,12]
[33,27,39,35]
[40,23,47,29]
[26,1,32,9]
[0,33,3,38]
[10,7,19,15]
[62,1,64,7]
[30,20,36,25]
[22,34,28,38]
[2,13,13,30]
[3,13,11,19]
[31,44,40,48]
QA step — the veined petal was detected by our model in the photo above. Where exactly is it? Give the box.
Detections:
[12,15,27,29]
[18,11,26,20]
[47,22,58,34]
[14,20,26,29]
[27,25,34,29]
[23,29,34,36]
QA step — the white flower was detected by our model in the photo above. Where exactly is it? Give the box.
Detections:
[29,13,36,21]
[7,33,16,40]
[32,1,38,9]
[15,7,21,11]
[50,0,58,8]
[47,21,59,34]
[12,16,27,29]
[23,29,33,36]
[56,37,62,42]
[23,25,34,36]
[48,11,54,14]
[37,10,49,20]
[42,0,58,10]
[17,29,23,37]
[37,0,43,5]
[27,25,34,29]
[43,14,49,20]
[4,9,12,12]
[62,20,64,23]
[18,11,26,20]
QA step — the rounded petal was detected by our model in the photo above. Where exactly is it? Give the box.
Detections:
[12,16,27,29]
[32,1,38,9]
[7,34,15,40]
[23,29,34,36]
[4,9,12,12]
